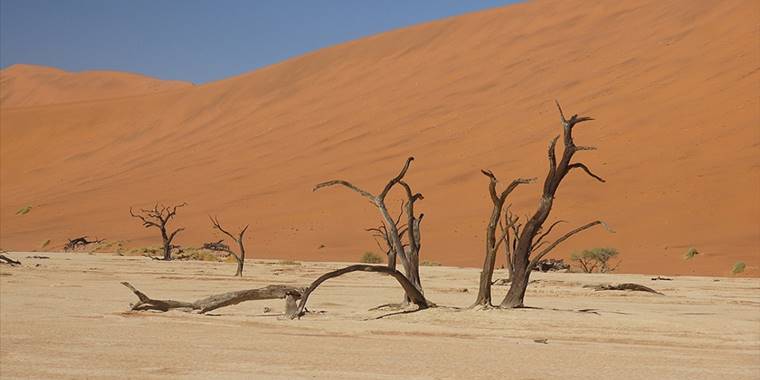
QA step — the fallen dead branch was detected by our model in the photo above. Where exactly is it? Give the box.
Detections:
[291,264,434,319]
[0,254,21,266]
[587,283,664,295]
[121,282,303,314]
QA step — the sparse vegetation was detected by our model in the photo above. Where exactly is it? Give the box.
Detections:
[360,251,383,264]
[277,260,301,266]
[571,248,620,273]
[731,261,746,274]
[40,239,51,250]
[685,247,699,260]
[420,260,441,266]
[15,205,32,215]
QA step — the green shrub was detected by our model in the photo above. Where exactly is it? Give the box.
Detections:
[360,251,383,264]
[684,247,699,260]
[570,247,620,273]
[420,260,441,266]
[277,260,301,266]
[731,261,746,274]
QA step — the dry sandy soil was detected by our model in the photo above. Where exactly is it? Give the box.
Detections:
[1,0,758,276]
[0,252,758,379]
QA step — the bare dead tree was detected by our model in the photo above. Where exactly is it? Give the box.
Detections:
[472,172,535,307]
[129,203,186,260]
[314,157,425,293]
[495,101,611,308]
[290,264,432,319]
[63,236,104,252]
[205,216,249,277]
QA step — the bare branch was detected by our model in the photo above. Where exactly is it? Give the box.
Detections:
[313,180,376,201]
[569,163,606,183]
[529,220,611,269]
[378,157,414,200]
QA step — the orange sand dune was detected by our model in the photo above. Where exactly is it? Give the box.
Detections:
[0,64,192,107]
[1,0,758,276]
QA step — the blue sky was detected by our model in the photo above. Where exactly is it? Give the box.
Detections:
[1,0,519,84]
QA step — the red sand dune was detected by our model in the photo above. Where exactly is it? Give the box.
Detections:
[1,0,758,276]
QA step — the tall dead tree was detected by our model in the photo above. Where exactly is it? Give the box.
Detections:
[314,157,425,293]
[477,102,611,308]
[129,203,186,260]
[472,172,535,307]
[205,216,249,277]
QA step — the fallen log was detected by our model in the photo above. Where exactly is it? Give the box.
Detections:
[588,283,664,295]
[121,282,303,313]
[0,254,21,266]
[291,264,433,319]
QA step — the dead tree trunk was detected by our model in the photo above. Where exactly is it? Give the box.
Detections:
[290,264,432,319]
[129,203,186,260]
[121,282,302,313]
[472,173,534,307]
[314,157,425,293]
[498,102,610,308]
[205,216,249,277]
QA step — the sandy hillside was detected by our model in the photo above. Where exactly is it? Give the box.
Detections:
[0,64,192,107]
[0,252,758,379]
[1,0,758,276]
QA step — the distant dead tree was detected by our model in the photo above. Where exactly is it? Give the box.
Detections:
[314,157,426,295]
[204,216,249,277]
[63,236,104,252]
[475,102,612,308]
[129,203,186,261]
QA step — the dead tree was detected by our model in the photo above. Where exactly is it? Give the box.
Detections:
[290,264,432,319]
[473,171,535,307]
[366,201,407,269]
[205,216,249,277]
[314,157,425,293]
[129,203,186,260]
[121,282,302,314]
[476,102,611,308]
[63,236,104,252]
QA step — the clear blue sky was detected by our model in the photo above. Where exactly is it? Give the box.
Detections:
[1,0,519,84]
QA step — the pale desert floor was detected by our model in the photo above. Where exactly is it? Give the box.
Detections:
[1,252,758,379]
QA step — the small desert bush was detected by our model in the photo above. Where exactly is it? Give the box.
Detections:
[277,260,301,266]
[731,261,746,274]
[684,247,699,260]
[124,246,162,257]
[571,247,620,273]
[360,251,383,264]
[420,260,441,266]
[16,205,32,215]
[176,247,221,262]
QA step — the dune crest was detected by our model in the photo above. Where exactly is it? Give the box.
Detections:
[0,64,192,107]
